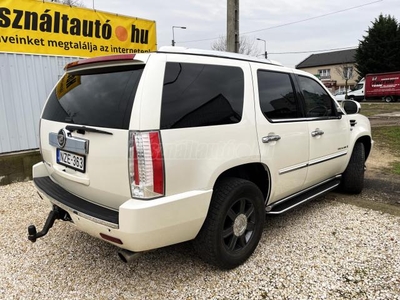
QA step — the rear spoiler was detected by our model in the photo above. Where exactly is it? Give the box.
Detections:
[64,54,137,71]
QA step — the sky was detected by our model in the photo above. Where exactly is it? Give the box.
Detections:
[79,0,400,68]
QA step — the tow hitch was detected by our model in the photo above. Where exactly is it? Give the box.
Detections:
[28,206,70,242]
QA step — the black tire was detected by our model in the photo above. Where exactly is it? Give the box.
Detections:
[384,96,393,103]
[341,143,365,194]
[193,178,265,269]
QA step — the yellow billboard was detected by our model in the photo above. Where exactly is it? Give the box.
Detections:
[0,0,157,57]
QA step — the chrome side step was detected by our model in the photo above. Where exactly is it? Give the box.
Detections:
[266,177,341,215]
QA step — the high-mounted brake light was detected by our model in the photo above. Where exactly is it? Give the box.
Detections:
[129,131,165,199]
[65,54,136,70]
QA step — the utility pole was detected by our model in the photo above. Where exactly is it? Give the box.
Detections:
[227,0,239,53]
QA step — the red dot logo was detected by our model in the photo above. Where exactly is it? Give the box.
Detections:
[115,26,128,41]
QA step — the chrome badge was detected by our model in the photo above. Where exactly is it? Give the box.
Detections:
[57,129,68,148]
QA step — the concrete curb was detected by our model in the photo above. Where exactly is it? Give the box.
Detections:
[0,150,42,186]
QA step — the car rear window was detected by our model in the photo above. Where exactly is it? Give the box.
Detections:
[42,65,144,129]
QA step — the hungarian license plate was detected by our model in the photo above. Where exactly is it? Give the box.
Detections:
[57,149,86,172]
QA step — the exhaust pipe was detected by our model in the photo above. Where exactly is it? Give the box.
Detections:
[118,249,142,263]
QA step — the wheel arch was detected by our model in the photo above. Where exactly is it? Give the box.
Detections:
[213,163,271,202]
[356,135,372,161]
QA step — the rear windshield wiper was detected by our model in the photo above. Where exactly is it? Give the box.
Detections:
[66,125,113,135]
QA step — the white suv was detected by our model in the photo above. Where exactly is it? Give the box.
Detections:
[30,47,372,269]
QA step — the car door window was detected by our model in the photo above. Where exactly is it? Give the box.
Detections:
[161,62,244,129]
[297,75,335,118]
[257,70,300,120]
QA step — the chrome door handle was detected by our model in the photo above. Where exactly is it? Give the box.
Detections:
[311,128,324,137]
[262,134,281,143]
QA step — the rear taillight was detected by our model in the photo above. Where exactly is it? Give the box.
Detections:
[129,131,165,199]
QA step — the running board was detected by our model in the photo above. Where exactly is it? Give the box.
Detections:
[266,178,341,215]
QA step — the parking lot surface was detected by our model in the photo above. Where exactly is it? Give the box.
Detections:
[1,181,399,299]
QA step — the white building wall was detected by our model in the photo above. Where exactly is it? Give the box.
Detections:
[0,53,77,153]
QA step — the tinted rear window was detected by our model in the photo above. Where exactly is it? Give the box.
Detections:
[160,62,244,129]
[42,65,144,129]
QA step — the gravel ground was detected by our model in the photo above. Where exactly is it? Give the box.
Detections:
[1,182,399,299]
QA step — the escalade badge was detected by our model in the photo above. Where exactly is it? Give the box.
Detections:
[57,129,68,148]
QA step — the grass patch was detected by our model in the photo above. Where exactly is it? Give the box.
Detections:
[372,126,400,175]
[372,126,400,154]
[393,162,400,175]
[360,102,400,117]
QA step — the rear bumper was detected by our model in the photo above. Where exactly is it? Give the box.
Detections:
[32,162,212,252]
[34,176,119,227]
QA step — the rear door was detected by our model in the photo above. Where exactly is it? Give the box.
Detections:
[254,66,309,203]
[40,57,146,210]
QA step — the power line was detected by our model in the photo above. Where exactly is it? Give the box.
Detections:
[269,46,358,55]
[179,0,383,44]
[269,37,400,55]
[242,0,382,35]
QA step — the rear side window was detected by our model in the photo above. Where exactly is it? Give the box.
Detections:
[297,75,335,118]
[257,70,299,120]
[42,65,144,129]
[160,62,244,129]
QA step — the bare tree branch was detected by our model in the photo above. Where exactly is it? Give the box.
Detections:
[335,64,356,97]
[211,36,260,57]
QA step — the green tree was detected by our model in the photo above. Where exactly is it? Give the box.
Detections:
[355,14,400,78]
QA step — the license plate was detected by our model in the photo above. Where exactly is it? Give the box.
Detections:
[57,149,86,172]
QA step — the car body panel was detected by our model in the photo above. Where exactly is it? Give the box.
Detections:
[32,47,373,259]
[305,118,349,186]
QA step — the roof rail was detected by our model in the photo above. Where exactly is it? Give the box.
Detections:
[157,46,282,66]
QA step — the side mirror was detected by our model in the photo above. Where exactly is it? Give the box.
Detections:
[342,100,361,115]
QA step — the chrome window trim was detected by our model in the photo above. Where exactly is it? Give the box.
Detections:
[269,116,342,123]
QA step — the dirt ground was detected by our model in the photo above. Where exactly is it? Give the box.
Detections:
[369,114,400,127]
[330,112,400,216]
